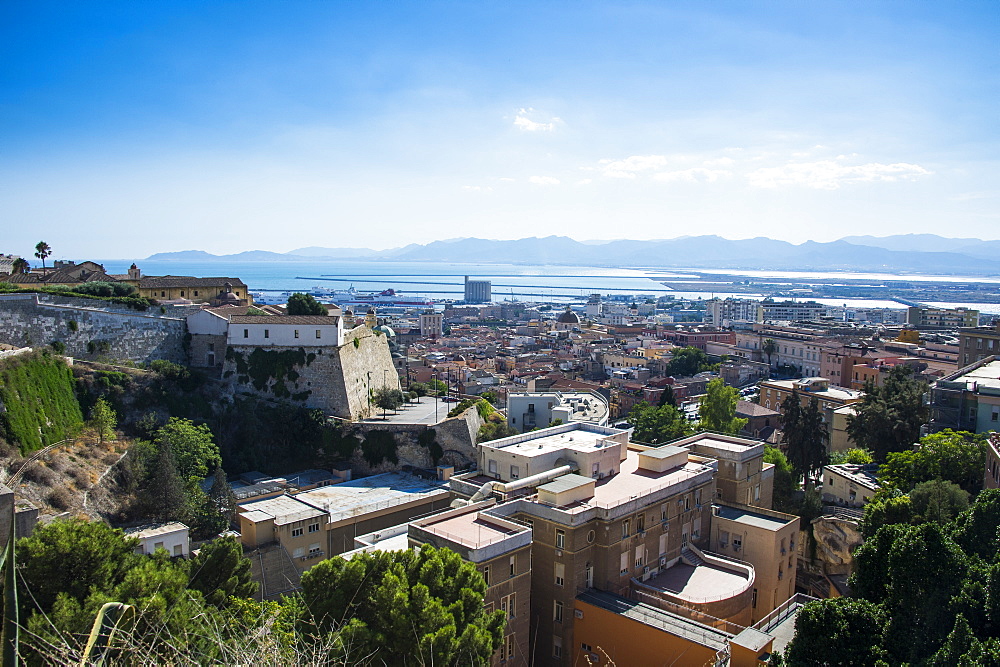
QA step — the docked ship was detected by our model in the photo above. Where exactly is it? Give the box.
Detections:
[311,286,436,308]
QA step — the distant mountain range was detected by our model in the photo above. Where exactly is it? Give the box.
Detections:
[145,234,1000,275]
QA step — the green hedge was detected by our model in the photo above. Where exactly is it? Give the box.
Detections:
[0,351,84,453]
[0,283,154,311]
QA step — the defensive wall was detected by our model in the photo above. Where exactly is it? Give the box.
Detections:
[0,293,188,364]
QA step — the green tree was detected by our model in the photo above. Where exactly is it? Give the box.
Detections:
[142,439,188,522]
[880,430,987,494]
[827,448,874,465]
[16,519,139,615]
[697,378,747,434]
[33,241,51,272]
[300,546,505,665]
[209,466,238,526]
[427,378,449,396]
[910,479,969,525]
[764,446,798,512]
[11,257,29,274]
[410,382,429,397]
[657,384,677,407]
[480,389,498,405]
[951,489,1000,562]
[859,491,912,539]
[88,396,117,443]
[665,346,710,377]
[846,365,928,461]
[762,338,777,367]
[286,292,328,316]
[628,401,694,444]
[188,536,257,608]
[782,394,827,489]
[784,597,886,666]
[154,418,222,484]
[374,386,406,414]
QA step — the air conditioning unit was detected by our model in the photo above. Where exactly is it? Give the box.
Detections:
[575,609,584,619]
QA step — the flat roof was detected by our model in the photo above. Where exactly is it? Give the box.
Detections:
[646,560,750,603]
[484,428,617,458]
[642,445,687,459]
[950,359,1000,392]
[714,504,794,530]
[294,472,448,523]
[537,473,595,494]
[825,464,880,491]
[577,589,730,653]
[417,511,526,549]
[239,495,326,526]
[763,379,862,401]
[124,522,188,539]
[587,450,713,510]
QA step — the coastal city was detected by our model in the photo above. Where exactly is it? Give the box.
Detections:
[4,1,1000,665]
[2,244,1000,664]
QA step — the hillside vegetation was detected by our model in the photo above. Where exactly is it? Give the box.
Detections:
[0,350,83,454]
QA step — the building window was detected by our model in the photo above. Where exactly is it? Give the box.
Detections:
[180,291,185,297]
[264,329,269,339]
[500,593,515,618]
[504,635,515,662]
[554,601,563,623]
[554,562,565,587]
[291,527,303,537]
[752,588,758,608]
[194,290,198,296]
[553,637,562,658]
[635,545,644,568]
[293,547,304,558]
[637,515,645,532]
[510,465,519,479]
[510,555,516,577]
[294,330,299,339]
[244,329,249,338]
[483,565,490,585]
[622,519,630,538]
[620,551,629,574]
[316,329,322,338]
[308,523,319,533]
[556,530,565,549]
[161,291,166,297]
[732,536,742,552]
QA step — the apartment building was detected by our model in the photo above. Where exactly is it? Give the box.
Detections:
[704,298,762,326]
[758,378,863,441]
[708,503,799,624]
[506,390,609,433]
[822,464,880,507]
[675,432,775,509]
[927,356,1000,433]
[958,323,1000,367]
[907,305,979,329]
[760,301,826,323]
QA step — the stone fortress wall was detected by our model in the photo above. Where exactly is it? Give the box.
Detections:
[0,293,188,363]
[223,326,400,420]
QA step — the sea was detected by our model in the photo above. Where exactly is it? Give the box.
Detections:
[98,259,1000,314]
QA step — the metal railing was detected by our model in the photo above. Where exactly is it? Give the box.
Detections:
[752,593,819,634]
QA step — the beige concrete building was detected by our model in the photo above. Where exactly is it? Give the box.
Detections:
[959,323,1000,367]
[759,378,863,443]
[709,503,799,623]
[676,432,775,510]
[822,464,880,508]
[409,502,533,666]
[450,423,781,665]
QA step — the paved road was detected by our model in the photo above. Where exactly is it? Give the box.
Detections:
[359,397,454,425]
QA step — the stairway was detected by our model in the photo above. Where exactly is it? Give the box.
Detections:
[681,546,705,568]
[248,543,302,600]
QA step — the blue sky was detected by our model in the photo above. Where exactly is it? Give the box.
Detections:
[2,1,998,258]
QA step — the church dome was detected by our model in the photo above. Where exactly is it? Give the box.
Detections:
[373,324,396,337]
[557,307,580,324]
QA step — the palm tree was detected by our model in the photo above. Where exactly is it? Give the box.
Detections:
[762,338,777,367]
[34,242,51,273]
[11,257,29,274]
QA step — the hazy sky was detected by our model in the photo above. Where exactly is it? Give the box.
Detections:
[2,1,998,258]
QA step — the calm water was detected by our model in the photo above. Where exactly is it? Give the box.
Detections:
[99,259,1000,313]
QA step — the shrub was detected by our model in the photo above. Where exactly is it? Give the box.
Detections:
[47,487,72,511]
[50,340,66,354]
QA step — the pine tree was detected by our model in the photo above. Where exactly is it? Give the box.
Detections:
[143,441,187,522]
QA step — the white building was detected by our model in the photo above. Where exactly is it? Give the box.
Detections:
[125,522,190,557]
[228,315,344,347]
[705,299,762,327]
[507,390,610,432]
[419,310,443,338]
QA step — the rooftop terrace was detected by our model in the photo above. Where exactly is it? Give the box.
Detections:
[714,504,796,530]
[294,472,448,523]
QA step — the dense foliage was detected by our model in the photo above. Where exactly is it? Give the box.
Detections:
[628,401,693,444]
[780,392,827,489]
[764,445,798,513]
[663,346,715,377]
[300,546,505,665]
[697,378,747,434]
[846,365,928,461]
[286,292,329,316]
[0,282,154,310]
[0,350,84,453]
[786,490,1000,665]
[879,429,987,495]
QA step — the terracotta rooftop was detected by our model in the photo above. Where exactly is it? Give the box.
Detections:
[230,315,340,325]
[137,276,246,288]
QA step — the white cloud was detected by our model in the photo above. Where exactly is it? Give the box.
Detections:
[598,155,669,178]
[513,108,558,132]
[652,167,730,183]
[529,175,560,185]
[746,159,931,190]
